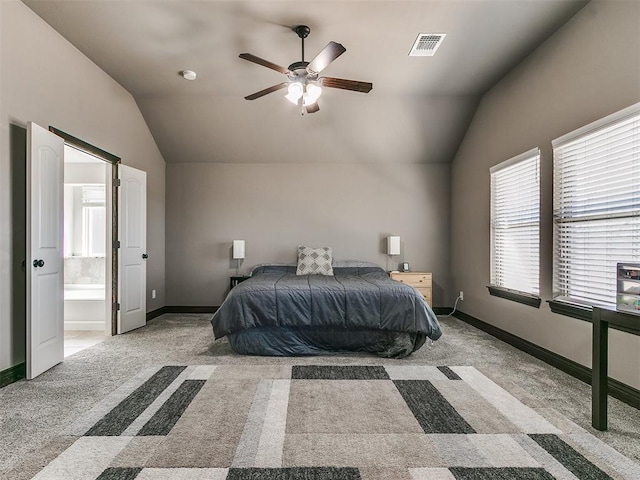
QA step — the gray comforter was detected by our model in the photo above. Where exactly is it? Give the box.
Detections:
[212,265,441,356]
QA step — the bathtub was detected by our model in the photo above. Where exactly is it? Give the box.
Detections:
[64,284,106,330]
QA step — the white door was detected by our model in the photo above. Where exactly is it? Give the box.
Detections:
[27,122,64,379]
[118,165,147,333]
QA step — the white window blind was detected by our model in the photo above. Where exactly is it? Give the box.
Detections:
[82,185,105,205]
[553,103,640,307]
[490,148,540,296]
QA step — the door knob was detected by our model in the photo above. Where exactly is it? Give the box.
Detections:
[142,253,148,259]
[33,259,44,268]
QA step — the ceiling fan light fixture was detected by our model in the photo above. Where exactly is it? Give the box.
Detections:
[304,83,323,105]
[285,81,304,104]
[239,25,372,112]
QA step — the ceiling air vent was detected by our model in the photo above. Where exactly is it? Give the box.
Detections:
[409,33,446,57]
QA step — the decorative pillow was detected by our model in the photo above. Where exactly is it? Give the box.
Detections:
[296,246,334,276]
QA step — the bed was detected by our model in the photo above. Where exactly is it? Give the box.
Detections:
[211,262,442,358]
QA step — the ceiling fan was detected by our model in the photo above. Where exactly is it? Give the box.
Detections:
[239,25,373,114]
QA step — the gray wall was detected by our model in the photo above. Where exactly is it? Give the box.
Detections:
[450,0,640,389]
[0,1,166,373]
[166,163,451,307]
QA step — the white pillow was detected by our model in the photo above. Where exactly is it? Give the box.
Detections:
[296,246,334,276]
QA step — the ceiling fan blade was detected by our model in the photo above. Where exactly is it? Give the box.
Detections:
[239,53,290,74]
[244,82,288,100]
[306,41,346,74]
[321,77,373,93]
[305,102,320,114]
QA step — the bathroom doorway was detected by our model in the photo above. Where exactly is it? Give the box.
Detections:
[63,145,110,356]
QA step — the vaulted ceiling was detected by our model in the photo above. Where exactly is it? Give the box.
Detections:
[23,0,588,164]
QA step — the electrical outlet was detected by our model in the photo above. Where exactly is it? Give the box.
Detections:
[459,291,464,301]
[152,289,156,299]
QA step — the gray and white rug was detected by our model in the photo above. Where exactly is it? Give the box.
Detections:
[27,365,640,479]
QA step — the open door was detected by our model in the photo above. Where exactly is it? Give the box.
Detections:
[118,165,147,333]
[26,122,64,379]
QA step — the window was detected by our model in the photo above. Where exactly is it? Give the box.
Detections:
[553,103,640,308]
[64,184,106,257]
[81,186,106,257]
[490,148,540,299]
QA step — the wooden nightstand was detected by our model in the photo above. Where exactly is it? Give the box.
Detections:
[390,271,432,305]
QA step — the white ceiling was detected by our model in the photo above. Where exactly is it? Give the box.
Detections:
[64,145,105,164]
[23,0,588,164]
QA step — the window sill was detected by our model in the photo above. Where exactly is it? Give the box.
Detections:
[549,300,640,335]
[547,299,592,322]
[487,286,541,308]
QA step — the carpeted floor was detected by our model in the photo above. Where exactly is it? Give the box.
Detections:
[13,364,640,479]
[1,314,639,479]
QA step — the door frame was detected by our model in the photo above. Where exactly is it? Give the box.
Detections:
[50,127,121,336]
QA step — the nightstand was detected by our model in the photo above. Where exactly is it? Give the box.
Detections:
[390,271,432,305]
[230,275,251,289]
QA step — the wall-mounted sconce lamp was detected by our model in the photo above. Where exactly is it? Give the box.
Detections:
[386,235,401,272]
[233,240,245,274]
[387,236,401,256]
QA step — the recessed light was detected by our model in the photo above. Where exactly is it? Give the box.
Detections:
[181,70,197,81]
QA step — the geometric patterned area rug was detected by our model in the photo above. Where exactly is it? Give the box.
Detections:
[30,365,640,480]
